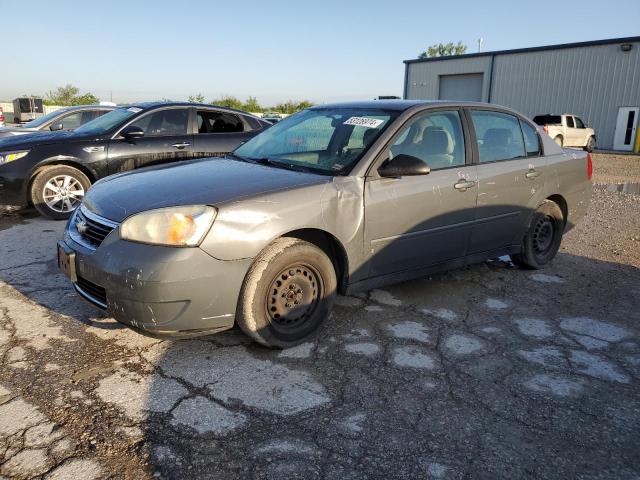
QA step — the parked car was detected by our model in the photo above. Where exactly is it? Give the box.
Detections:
[58,100,592,348]
[0,102,270,219]
[0,107,4,127]
[0,105,116,138]
[533,114,596,151]
[262,112,282,124]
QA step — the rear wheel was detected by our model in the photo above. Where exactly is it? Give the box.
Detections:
[510,200,564,269]
[30,165,90,220]
[554,136,564,147]
[236,237,337,348]
[584,136,596,152]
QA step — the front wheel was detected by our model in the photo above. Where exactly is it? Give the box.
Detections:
[30,165,91,220]
[510,200,564,269]
[236,237,337,348]
[584,136,596,152]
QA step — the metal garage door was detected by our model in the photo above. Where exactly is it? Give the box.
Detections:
[438,74,484,101]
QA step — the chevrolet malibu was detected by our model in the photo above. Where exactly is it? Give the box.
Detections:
[58,101,592,348]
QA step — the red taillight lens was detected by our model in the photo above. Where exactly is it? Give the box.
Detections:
[543,125,549,134]
[587,153,593,181]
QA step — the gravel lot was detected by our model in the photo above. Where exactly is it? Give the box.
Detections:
[0,153,639,479]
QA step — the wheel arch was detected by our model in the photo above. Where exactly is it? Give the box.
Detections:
[546,194,568,225]
[281,228,350,294]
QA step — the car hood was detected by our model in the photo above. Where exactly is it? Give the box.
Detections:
[0,126,39,138]
[0,130,93,149]
[83,157,331,222]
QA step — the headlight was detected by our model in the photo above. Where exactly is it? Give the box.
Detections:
[120,206,217,247]
[0,150,29,165]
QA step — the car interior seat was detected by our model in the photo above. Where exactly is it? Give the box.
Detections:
[482,128,516,161]
[410,126,454,169]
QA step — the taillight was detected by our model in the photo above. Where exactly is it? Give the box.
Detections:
[543,125,549,134]
[587,153,593,181]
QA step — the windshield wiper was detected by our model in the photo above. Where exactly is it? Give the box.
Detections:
[247,157,331,175]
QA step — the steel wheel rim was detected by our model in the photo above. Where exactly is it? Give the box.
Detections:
[532,215,555,254]
[266,263,323,332]
[42,175,84,213]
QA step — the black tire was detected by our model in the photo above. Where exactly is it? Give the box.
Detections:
[584,136,596,152]
[236,237,337,348]
[30,165,91,220]
[554,136,564,147]
[510,200,564,269]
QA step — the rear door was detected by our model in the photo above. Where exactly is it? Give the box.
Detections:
[466,109,546,255]
[192,109,255,158]
[564,115,579,146]
[363,108,477,278]
[107,107,193,173]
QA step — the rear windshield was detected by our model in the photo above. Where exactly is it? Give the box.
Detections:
[533,115,562,126]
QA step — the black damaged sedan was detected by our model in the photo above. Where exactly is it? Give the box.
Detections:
[0,102,270,219]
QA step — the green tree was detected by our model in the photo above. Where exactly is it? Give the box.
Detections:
[418,41,467,59]
[272,100,314,114]
[243,96,262,113]
[188,93,206,103]
[211,95,244,110]
[45,84,99,105]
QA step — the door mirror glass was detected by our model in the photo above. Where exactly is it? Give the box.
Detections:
[378,154,431,177]
[49,123,63,131]
[121,125,145,140]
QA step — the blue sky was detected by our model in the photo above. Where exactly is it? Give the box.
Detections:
[2,0,638,105]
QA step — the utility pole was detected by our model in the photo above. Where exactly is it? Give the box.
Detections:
[478,37,484,53]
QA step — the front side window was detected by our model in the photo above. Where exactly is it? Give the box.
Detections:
[390,110,465,170]
[520,121,541,157]
[58,112,83,129]
[197,111,244,133]
[566,116,575,128]
[471,110,525,162]
[130,109,189,137]
[234,108,398,175]
[574,117,585,129]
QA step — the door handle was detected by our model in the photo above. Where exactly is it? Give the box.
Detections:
[525,169,541,179]
[454,179,476,191]
[171,142,190,149]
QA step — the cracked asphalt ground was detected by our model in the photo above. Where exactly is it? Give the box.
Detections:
[0,153,639,479]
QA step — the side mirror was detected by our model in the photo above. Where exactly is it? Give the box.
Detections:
[121,125,145,140]
[378,154,431,177]
[50,123,63,131]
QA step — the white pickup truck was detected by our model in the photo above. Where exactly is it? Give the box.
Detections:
[533,114,596,152]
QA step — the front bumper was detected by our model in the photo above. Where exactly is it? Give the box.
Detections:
[0,161,28,206]
[61,223,252,337]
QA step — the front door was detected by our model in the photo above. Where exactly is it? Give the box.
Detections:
[467,109,546,254]
[364,109,477,278]
[107,107,193,174]
[613,107,639,152]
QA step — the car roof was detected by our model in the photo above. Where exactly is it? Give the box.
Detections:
[310,100,511,111]
[121,101,263,118]
[53,104,117,112]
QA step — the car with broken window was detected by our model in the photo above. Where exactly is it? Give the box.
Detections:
[0,102,270,219]
[58,100,592,348]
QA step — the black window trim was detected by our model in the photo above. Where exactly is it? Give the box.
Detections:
[367,106,473,178]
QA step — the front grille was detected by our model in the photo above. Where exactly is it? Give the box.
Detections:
[74,207,117,248]
[75,276,107,309]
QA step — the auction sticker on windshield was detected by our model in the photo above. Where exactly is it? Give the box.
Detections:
[343,117,384,128]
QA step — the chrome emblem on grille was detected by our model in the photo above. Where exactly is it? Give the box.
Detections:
[76,220,89,234]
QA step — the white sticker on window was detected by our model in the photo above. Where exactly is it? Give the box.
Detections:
[127,107,142,113]
[343,117,384,128]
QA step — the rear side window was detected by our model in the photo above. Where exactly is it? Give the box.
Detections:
[471,110,525,162]
[520,121,541,157]
[566,116,575,128]
[533,115,561,126]
[243,115,263,131]
[197,110,245,133]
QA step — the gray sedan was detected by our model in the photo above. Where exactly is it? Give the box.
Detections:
[58,101,592,347]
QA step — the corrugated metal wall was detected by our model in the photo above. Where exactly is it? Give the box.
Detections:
[405,40,640,149]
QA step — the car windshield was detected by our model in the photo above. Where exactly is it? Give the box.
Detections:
[234,108,398,175]
[22,109,71,128]
[75,107,139,135]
